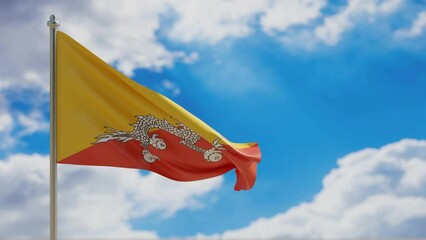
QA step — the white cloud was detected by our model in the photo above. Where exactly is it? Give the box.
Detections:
[0,94,48,149]
[0,0,414,96]
[0,153,223,238]
[0,105,13,134]
[260,0,325,34]
[201,139,426,239]
[43,0,197,76]
[395,10,426,38]
[166,0,408,47]
[0,96,16,149]
[162,79,181,97]
[0,0,200,95]
[315,0,403,45]
[17,110,49,136]
[167,0,268,44]
[0,0,199,149]
[167,0,327,44]
[182,51,200,64]
[0,71,48,92]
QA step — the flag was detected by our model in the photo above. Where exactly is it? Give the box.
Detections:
[56,31,261,190]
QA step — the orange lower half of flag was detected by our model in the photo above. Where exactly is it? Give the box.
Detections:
[59,130,261,190]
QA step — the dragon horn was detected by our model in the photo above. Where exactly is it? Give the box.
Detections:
[105,126,118,132]
[213,138,221,145]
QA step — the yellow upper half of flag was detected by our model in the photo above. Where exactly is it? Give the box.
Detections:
[56,31,253,161]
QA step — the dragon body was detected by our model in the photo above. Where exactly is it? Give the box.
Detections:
[95,115,224,163]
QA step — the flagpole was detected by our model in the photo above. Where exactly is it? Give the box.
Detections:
[47,14,59,240]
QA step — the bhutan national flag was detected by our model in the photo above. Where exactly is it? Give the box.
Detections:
[56,31,261,190]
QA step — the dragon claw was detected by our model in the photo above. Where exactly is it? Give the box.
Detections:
[203,148,223,162]
[201,138,225,162]
[150,134,166,150]
[142,150,158,163]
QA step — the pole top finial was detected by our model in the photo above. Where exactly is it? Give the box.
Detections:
[47,14,60,28]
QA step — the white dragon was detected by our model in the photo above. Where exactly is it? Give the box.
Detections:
[95,115,224,163]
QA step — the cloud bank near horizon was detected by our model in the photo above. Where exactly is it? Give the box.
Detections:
[2,139,426,238]
[196,139,426,239]
[0,154,223,238]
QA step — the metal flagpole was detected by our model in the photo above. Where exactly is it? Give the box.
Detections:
[47,14,59,240]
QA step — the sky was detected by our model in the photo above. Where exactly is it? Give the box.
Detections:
[1,0,426,238]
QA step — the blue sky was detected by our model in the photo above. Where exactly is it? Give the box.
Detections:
[132,17,426,236]
[1,0,426,238]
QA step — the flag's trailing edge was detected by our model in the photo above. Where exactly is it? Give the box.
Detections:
[56,31,261,190]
